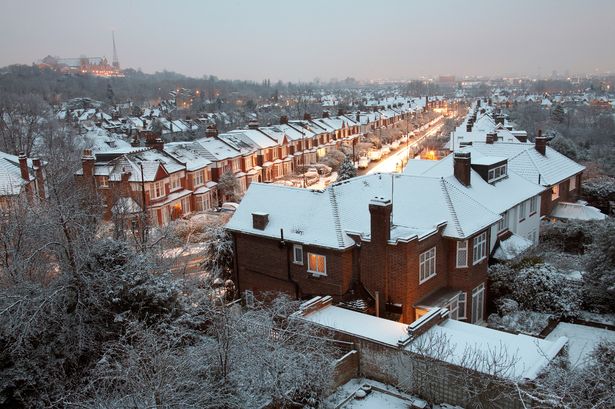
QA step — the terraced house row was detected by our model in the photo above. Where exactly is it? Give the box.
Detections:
[74,98,436,225]
[226,100,593,325]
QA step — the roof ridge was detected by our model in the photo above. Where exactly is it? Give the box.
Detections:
[523,149,544,185]
[440,178,464,237]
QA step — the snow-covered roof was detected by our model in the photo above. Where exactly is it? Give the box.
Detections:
[471,142,585,187]
[550,202,606,221]
[194,136,244,161]
[405,150,545,214]
[298,300,567,381]
[0,151,34,196]
[493,233,534,260]
[226,173,501,249]
[163,142,212,171]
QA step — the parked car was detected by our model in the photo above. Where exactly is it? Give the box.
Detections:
[368,149,382,161]
[399,135,408,143]
[219,202,239,212]
[391,140,400,150]
[381,145,391,155]
[358,156,370,169]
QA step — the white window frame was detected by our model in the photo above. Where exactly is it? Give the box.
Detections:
[518,201,526,222]
[170,173,181,191]
[529,196,538,215]
[293,244,303,265]
[307,252,326,276]
[488,163,507,183]
[497,211,509,232]
[458,292,467,319]
[472,231,487,265]
[194,170,204,187]
[472,283,485,323]
[569,176,576,191]
[456,240,468,268]
[419,247,437,284]
[149,181,164,200]
[552,184,560,200]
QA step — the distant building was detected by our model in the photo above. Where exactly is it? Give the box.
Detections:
[0,150,47,212]
[39,55,123,77]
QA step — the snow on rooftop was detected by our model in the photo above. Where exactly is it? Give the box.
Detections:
[545,322,615,368]
[550,202,606,221]
[299,301,567,381]
[493,233,534,260]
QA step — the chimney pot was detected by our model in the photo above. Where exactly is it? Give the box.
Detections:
[280,115,288,125]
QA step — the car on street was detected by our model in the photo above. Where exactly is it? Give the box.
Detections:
[358,156,370,169]
[381,145,391,155]
[368,148,382,161]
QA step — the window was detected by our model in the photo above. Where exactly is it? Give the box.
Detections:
[472,283,485,323]
[447,297,459,320]
[456,240,468,268]
[529,196,538,215]
[170,174,181,191]
[97,176,109,188]
[497,211,509,232]
[552,184,560,200]
[518,201,527,222]
[293,244,303,265]
[487,164,507,183]
[194,170,204,186]
[307,253,326,275]
[458,292,467,319]
[149,181,164,199]
[419,247,437,283]
[569,176,577,191]
[473,231,487,264]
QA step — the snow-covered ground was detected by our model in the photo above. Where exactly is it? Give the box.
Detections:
[545,322,615,367]
[324,378,435,409]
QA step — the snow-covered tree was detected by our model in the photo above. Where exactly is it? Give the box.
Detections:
[583,219,615,312]
[201,222,234,279]
[337,155,357,182]
[217,170,240,203]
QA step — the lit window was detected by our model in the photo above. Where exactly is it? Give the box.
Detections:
[473,231,487,264]
[552,184,560,200]
[518,201,527,222]
[530,196,538,215]
[456,240,468,268]
[458,292,467,319]
[293,244,303,265]
[307,253,326,275]
[497,211,509,232]
[569,176,577,191]
[419,247,437,284]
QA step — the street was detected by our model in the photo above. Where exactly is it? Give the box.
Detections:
[365,119,445,175]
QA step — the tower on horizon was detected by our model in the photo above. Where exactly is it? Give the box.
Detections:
[112,31,120,69]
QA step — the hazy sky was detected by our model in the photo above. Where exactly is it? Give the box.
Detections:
[1,0,614,81]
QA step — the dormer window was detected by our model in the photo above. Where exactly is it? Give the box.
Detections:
[487,163,507,183]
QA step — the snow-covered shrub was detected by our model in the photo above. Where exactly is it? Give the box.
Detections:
[321,149,346,171]
[540,220,595,254]
[489,263,580,316]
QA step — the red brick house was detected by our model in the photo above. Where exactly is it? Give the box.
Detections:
[0,150,47,212]
[226,171,501,324]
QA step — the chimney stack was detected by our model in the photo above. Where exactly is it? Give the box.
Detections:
[248,120,259,129]
[495,115,505,126]
[369,197,392,244]
[303,113,312,121]
[144,131,164,151]
[337,108,345,116]
[453,151,471,187]
[206,124,218,138]
[322,110,330,118]
[82,149,95,180]
[535,129,547,155]
[31,158,46,200]
[252,212,269,230]
[18,153,29,181]
[486,132,497,144]
[279,115,288,125]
